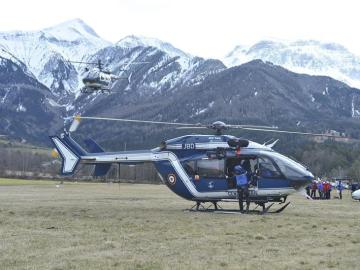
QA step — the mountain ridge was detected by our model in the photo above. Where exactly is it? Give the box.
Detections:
[1,19,360,146]
[224,39,360,89]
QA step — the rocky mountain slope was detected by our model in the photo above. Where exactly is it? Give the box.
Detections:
[75,60,360,150]
[0,56,63,143]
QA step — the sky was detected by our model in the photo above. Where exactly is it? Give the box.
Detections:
[1,0,359,58]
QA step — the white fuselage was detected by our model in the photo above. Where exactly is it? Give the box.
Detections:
[352,189,360,200]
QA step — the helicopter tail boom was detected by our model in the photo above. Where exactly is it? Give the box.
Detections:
[50,133,156,175]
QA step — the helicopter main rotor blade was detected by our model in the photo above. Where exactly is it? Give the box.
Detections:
[177,124,276,129]
[239,127,343,138]
[176,126,208,129]
[125,61,150,64]
[68,60,150,65]
[67,115,343,138]
[228,124,278,129]
[76,116,202,127]
[67,60,97,65]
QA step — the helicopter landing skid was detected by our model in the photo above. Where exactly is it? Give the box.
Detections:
[80,87,111,94]
[186,201,290,215]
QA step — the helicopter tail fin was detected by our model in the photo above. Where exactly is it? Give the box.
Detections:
[84,138,105,153]
[50,133,87,175]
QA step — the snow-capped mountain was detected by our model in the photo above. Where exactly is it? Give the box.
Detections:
[224,40,360,89]
[0,19,222,103]
[0,48,33,79]
[0,19,111,101]
[113,38,224,92]
[116,35,190,58]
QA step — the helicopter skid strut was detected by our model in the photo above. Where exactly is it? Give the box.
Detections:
[186,201,291,215]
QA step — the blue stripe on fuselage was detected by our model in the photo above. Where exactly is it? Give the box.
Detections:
[257,178,290,188]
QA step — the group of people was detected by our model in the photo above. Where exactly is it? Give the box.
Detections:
[306,180,345,200]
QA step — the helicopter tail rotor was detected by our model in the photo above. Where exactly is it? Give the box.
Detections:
[69,115,82,133]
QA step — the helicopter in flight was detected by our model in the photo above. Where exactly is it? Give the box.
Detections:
[50,116,341,214]
[69,60,148,94]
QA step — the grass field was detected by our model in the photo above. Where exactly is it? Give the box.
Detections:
[0,178,60,186]
[0,180,359,270]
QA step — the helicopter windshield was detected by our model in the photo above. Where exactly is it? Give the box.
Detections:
[265,152,310,179]
[258,156,282,178]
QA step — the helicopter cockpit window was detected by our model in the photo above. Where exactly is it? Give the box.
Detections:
[268,152,308,179]
[257,156,281,178]
[197,159,225,178]
[86,70,98,80]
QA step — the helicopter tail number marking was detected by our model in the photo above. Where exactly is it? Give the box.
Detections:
[182,143,196,150]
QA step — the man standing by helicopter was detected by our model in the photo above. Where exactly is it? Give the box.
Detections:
[233,165,250,213]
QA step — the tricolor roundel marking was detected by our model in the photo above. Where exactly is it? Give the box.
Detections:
[167,174,176,185]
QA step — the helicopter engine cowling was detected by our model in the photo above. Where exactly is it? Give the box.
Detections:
[227,138,249,148]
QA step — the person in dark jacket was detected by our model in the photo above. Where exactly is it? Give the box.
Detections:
[318,181,323,199]
[233,165,250,213]
[310,181,317,198]
[337,181,344,199]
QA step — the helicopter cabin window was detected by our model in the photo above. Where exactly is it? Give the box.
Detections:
[197,159,225,178]
[257,156,282,178]
[183,160,196,175]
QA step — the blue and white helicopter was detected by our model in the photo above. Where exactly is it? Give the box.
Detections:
[50,116,339,214]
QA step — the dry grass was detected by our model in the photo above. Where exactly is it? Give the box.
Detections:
[0,178,60,186]
[0,181,359,270]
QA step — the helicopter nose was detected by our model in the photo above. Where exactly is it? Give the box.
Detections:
[289,172,314,190]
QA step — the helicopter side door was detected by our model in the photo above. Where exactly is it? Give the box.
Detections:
[225,156,258,190]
